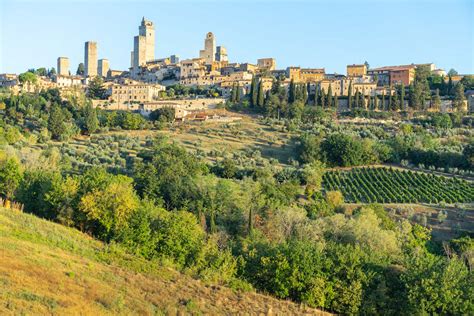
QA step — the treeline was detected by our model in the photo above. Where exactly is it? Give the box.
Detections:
[0,88,169,144]
[1,139,473,314]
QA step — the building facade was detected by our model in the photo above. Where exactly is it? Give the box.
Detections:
[257,58,276,71]
[347,64,367,77]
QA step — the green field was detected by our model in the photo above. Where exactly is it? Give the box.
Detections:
[323,167,474,204]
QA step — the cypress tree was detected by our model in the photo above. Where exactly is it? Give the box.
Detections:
[236,84,241,102]
[355,89,360,108]
[303,83,309,104]
[388,87,393,110]
[374,94,378,110]
[314,86,319,106]
[250,77,258,106]
[347,81,353,109]
[257,80,265,107]
[231,83,237,103]
[400,83,405,110]
[288,79,296,103]
[327,85,333,108]
[320,88,326,108]
[381,90,385,110]
[334,93,338,109]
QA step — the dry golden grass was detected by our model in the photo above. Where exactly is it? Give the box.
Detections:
[0,208,330,315]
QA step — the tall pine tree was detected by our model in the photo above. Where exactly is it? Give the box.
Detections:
[347,81,353,109]
[327,85,333,108]
[250,77,258,106]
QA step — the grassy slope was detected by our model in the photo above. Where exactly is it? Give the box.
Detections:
[0,208,328,315]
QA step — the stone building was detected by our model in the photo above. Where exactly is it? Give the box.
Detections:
[54,75,83,88]
[347,64,367,77]
[107,80,165,109]
[199,32,216,64]
[84,41,98,77]
[257,58,276,71]
[98,59,109,77]
[287,67,325,83]
[57,57,69,76]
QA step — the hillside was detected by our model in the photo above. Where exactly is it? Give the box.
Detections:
[0,208,328,315]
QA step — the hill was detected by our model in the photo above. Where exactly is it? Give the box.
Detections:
[0,207,329,315]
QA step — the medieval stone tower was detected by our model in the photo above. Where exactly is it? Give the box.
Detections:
[84,41,98,77]
[132,17,155,75]
[199,32,216,64]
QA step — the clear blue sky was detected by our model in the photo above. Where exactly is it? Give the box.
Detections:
[1,0,473,74]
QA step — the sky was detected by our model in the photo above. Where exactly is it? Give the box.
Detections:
[0,0,473,75]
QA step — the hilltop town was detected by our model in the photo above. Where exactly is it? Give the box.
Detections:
[1,14,474,316]
[1,17,473,120]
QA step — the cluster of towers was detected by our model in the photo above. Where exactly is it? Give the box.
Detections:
[55,17,227,79]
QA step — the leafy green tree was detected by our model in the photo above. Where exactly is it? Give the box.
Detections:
[431,88,441,110]
[48,105,67,140]
[18,72,37,84]
[453,83,466,112]
[83,103,99,134]
[76,63,85,76]
[0,158,22,200]
[87,76,108,100]
[288,79,296,103]
[79,175,140,239]
[150,106,175,123]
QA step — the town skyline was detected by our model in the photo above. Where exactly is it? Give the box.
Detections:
[1,0,473,74]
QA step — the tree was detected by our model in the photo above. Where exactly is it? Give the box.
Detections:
[320,88,326,108]
[76,63,85,76]
[0,158,22,200]
[373,94,378,110]
[83,103,99,134]
[48,105,67,140]
[79,175,140,239]
[250,77,258,106]
[431,89,441,110]
[300,160,326,195]
[354,89,360,108]
[231,83,237,103]
[381,90,386,110]
[327,85,333,108]
[334,94,339,109]
[399,83,405,110]
[48,67,56,77]
[348,81,353,109]
[150,106,175,123]
[257,80,265,107]
[288,79,296,103]
[18,72,37,84]
[236,84,241,102]
[87,76,108,100]
[314,86,319,107]
[453,83,466,112]
[447,68,458,77]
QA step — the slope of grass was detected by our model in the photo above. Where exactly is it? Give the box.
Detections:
[0,208,328,315]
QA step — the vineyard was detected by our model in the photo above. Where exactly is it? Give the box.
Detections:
[323,167,474,204]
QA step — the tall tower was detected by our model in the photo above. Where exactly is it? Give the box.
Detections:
[98,59,109,77]
[57,57,69,76]
[84,41,98,77]
[199,32,216,64]
[139,17,155,62]
[132,17,155,76]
